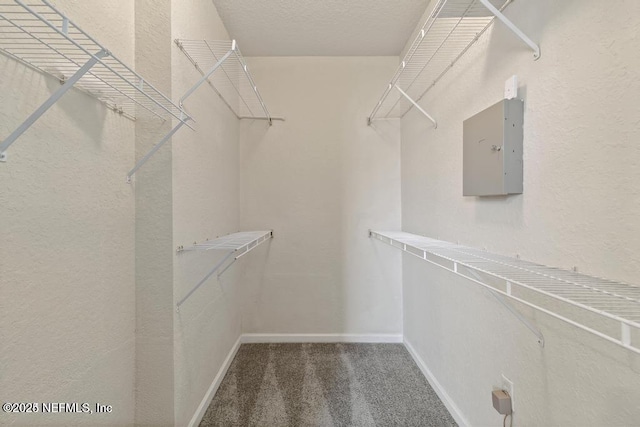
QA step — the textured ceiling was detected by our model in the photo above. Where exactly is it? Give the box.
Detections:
[211,0,431,56]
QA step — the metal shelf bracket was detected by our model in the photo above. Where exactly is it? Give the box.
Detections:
[0,49,108,160]
[478,0,540,60]
[394,85,437,128]
[126,113,191,183]
[176,230,273,311]
[466,268,544,346]
[178,41,235,109]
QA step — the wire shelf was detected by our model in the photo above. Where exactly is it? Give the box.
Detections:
[175,39,271,122]
[0,0,188,122]
[368,0,537,123]
[371,231,640,355]
[178,230,273,253]
[176,230,273,309]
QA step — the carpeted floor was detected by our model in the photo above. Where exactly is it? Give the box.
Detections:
[200,343,457,426]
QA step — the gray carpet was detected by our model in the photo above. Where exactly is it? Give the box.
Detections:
[200,343,457,427]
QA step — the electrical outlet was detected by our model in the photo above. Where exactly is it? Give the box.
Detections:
[501,374,515,411]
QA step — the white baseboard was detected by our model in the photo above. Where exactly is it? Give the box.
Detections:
[241,333,403,344]
[188,335,242,427]
[404,338,469,427]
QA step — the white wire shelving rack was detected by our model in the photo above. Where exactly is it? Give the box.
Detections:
[175,39,275,125]
[368,0,539,126]
[0,0,193,179]
[176,230,273,309]
[371,231,640,355]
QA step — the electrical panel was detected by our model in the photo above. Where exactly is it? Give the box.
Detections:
[463,99,524,196]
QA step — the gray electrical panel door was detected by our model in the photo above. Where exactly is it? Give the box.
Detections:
[463,99,523,196]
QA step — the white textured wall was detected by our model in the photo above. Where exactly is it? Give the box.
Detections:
[0,1,135,425]
[133,1,177,425]
[170,1,243,426]
[239,57,403,336]
[401,0,640,425]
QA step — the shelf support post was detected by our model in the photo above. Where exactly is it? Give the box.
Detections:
[394,85,437,128]
[460,267,545,347]
[176,231,273,310]
[0,49,108,161]
[176,251,236,310]
[492,292,545,347]
[216,257,237,279]
[179,49,234,108]
[126,117,189,183]
[478,0,540,60]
